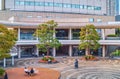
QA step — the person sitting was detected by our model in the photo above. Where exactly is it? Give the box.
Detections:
[30,68,34,75]
[24,67,30,75]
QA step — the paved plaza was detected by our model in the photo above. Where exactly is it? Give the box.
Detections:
[7,57,120,79]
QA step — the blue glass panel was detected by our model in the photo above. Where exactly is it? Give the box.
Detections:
[80,5,83,9]
[29,1,34,6]
[45,2,49,6]
[15,1,20,5]
[63,4,71,8]
[19,1,24,5]
[48,2,53,6]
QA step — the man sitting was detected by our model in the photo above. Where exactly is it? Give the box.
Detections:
[30,68,34,75]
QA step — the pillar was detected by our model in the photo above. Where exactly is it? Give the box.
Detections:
[11,56,14,66]
[102,45,106,57]
[3,58,6,67]
[18,46,21,58]
[53,47,56,57]
[102,29,105,40]
[69,28,72,40]
[36,47,39,56]
[0,0,5,10]
[18,28,20,41]
[69,45,72,56]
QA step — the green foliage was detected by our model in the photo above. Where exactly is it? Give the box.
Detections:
[107,34,117,37]
[79,24,100,55]
[84,55,95,60]
[112,50,120,56]
[0,68,5,76]
[0,24,17,59]
[42,56,54,61]
[34,20,61,55]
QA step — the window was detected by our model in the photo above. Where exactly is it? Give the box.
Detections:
[72,4,80,8]
[89,18,94,22]
[84,5,87,9]
[37,16,42,18]
[80,5,84,9]
[15,1,20,5]
[63,4,71,8]
[19,1,24,5]
[27,16,32,18]
[25,1,34,6]
[35,2,44,6]
[54,3,62,7]
[48,2,53,6]
[94,6,101,10]
[97,19,102,22]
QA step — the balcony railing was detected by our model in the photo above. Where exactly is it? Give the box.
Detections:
[106,37,120,40]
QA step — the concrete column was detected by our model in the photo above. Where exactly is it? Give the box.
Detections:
[3,58,6,68]
[102,29,105,40]
[0,0,5,10]
[53,47,56,57]
[11,56,14,66]
[53,28,56,38]
[18,46,21,58]
[18,28,20,41]
[36,47,39,56]
[69,28,72,40]
[69,45,72,56]
[102,45,106,57]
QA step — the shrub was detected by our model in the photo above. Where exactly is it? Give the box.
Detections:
[84,55,96,60]
[0,68,5,76]
[112,50,120,56]
[107,34,117,37]
[42,56,54,61]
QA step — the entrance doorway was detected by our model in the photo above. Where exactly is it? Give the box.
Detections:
[56,45,69,56]
[21,45,35,57]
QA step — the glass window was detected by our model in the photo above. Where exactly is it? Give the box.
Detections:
[89,18,94,22]
[29,1,34,6]
[39,2,44,6]
[46,16,52,18]
[94,6,101,10]
[56,29,69,40]
[48,2,53,6]
[87,5,92,10]
[15,1,20,5]
[19,1,24,5]
[45,2,49,6]
[63,4,71,8]
[27,16,32,18]
[37,16,42,18]
[84,5,87,9]
[25,1,30,6]
[97,19,102,22]
[80,5,83,9]
[72,4,80,8]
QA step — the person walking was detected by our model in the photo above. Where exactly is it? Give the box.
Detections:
[4,72,8,79]
[74,59,78,69]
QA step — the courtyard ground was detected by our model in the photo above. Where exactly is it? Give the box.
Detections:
[5,57,120,79]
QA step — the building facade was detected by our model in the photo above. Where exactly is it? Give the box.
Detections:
[0,0,119,58]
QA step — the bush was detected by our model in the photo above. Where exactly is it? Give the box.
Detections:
[0,68,5,76]
[112,50,120,56]
[84,55,96,60]
[42,56,54,61]
[107,34,117,37]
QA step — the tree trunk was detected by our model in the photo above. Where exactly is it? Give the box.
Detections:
[85,47,90,55]
[47,48,50,56]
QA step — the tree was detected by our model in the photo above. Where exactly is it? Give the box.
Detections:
[79,24,100,55]
[34,20,61,56]
[0,24,17,59]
